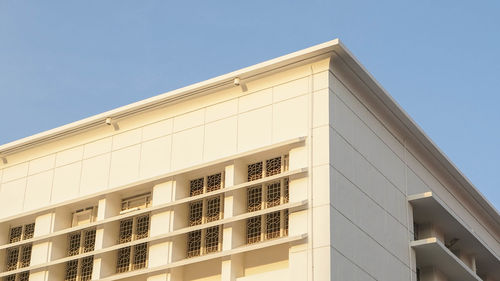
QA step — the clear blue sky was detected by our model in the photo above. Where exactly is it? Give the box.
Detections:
[1,1,498,209]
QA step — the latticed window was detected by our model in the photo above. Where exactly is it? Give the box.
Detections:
[135,215,150,240]
[247,186,262,212]
[187,230,202,258]
[266,212,281,239]
[266,182,281,207]
[23,223,35,240]
[6,248,19,271]
[189,201,203,226]
[284,210,289,236]
[246,216,262,244]
[68,232,81,256]
[116,247,131,273]
[266,157,282,177]
[204,226,220,254]
[65,259,78,281]
[247,162,263,181]
[80,256,94,281]
[83,230,96,253]
[9,227,22,243]
[19,245,31,268]
[206,197,221,223]
[284,178,289,203]
[206,173,222,192]
[132,243,148,270]
[18,272,29,281]
[190,178,204,196]
[119,218,133,243]
[5,275,16,281]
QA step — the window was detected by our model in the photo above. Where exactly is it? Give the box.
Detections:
[8,223,35,243]
[115,243,148,273]
[67,229,96,256]
[5,245,31,272]
[118,214,150,244]
[65,256,93,281]
[188,201,203,226]
[189,172,224,197]
[247,179,289,213]
[120,193,151,214]
[247,186,262,212]
[72,207,97,227]
[246,216,261,244]
[246,210,288,244]
[247,155,288,182]
[186,226,222,258]
[5,272,30,281]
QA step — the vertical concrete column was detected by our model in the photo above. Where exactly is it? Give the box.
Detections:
[30,207,71,281]
[221,162,245,281]
[92,194,120,280]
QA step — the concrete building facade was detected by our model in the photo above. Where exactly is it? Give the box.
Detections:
[0,39,498,281]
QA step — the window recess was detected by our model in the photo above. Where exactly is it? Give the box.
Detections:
[189,172,224,197]
[120,193,151,214]
[118,214,150,244]
[247,155,289,182]
[72,207,97,227]
[115,243,148,273]
[246,210,289,244]
[8,223,35,243]
[186,225,223,258]
[64,256,94,281]
[67,229,96,257]
[4,271,29,281]
[5,244,32,271]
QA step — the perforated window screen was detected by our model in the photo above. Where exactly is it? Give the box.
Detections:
[207,173,222,192]
[135,215,150,240]
[248,162,263,181]
[68,232,81,256]
[80,256,94,281]
[246,216,262,244]
[247,186,262,212]
[83,229,96,253]
[266,212,281,239]
[65,259,78,281]
[18,272,30,281]
[116,247,131,273]
[23,223,35,240]
[204,226,220,254]
[132,243,148,270]
[187,230,202,258]
[190,178,204,197]
[119,219,133,244]
[6,248,19,271]
[19,245,32,268]
[206,197,221,223]
[189,201,203,226]
[266,157,282,177]
[266,182,281,207]
[9,226,22,243]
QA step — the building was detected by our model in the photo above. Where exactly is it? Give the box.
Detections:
[0,39,498,281]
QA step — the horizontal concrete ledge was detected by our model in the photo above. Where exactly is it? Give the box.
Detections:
[0,136,305,224]
[0,200,307,277]
[0,167,307,251]
[408,192,500,279]
[100,234,308,281]
[411,237,481,281]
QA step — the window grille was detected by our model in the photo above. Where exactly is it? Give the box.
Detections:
[132,243,148,270]
[206,173,222,192]
[116,247,131,273]
[83,229,96,253]
[266,182,281,207]
[266,212,281,239]
[80,256,94,281]
[188,201,203,226]
[119,218,133,244]
[284,178,289,203]
[65,259,78,281]
[8,226,22,243]
[68,232,81,256]
[23,223,35,240]
[18,272,29,281]
[6,248,19,271]
[247,162,263,181]
[187,230,202,258]
[190,178,204,196]
[246,216,262,244]
[284,210,289,236]
[121,193,151,213]
[247,186,262,212]
[204,226,220,254]
[5,275,15,281]
[205,197,221,223]
[266,157,282,177]
[19,245,32,268]
[135,215,150,240]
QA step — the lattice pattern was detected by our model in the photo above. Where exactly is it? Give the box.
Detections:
[206,197,221,223]
[9,226,22,243]
[247,186,262,212]
[187,230,202,258]
[135,215,150,240]
[284,178,289,203]
[81,256,94,281]
[5,275,15,281]
[68,232,81,256]
[132,243,148,270]
[18,272,29,281]
[206,173,222,192]
[19,245,32,268]
[204,226,220,254]
[65,259,78,281]
[119,219,133,244]
[23,223,35,240]
[189,201,203,226]
[248,162,263,181]
[266,157,282,177]
[246,216,261,244]
[190,178,204,196]
[116,247,131,273]
[6,248,19,271]
[266,212,281,239]
[83,229,96,253]
[284,210,289,236]
[266,182,281,207]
